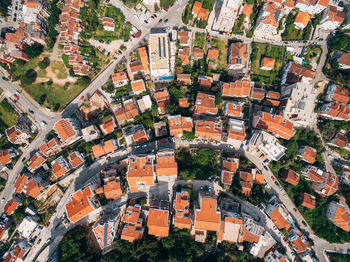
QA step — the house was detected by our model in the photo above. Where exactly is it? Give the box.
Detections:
[212,0,242,32]
[65,186,96,223]
[192,192,221,242]
[68,151,85,168]
[114,99,139,124]
[168,115,193,137]
[193,47,204,60]
[27,152,46,173]
[266,197,293,231]
[112,72,128,87]
[154,121,168,137]
[280,169,299,186]
[207,48,219,68]
[132,124,149,144]
[265,248,288,262]
[329,131,348,148]
[93,215,119,251]
[4,199,19,216]
[5,126,29,145]
[342,166,350,185]
[138,46,150,73]
[39,138,62,157]
[249,87,265,101]
[127,155,155,193]
[14,174,28,195]
[192,1,210,21]
[302,165,324,183]
[17,217,37,240]
[130,79,146,95]
[326,201,350,231]
[282,62,316,85]
[91,139,118,158]
[217,214,243,244]
[248,130,286,163]
[239,168,264,195]
[178,31,192,46]
[179,97,190,108]
[301,192,316,209]
[198,75,213,89]
[260,57,275,71]
[297,146,317,164]
[137,95,153,113]
[3,241,29,262]
[78,91,109,123]
[320,5,344,30]
[337,51,350,70]
[173,189,192,229]
[228,118,245,142]
[147,200,170,238]
[253,112,296,140]
[221,158,239,186]
[54,118,80,145]
[178,47,190,65]
[121,201,144,242]
[81,125,100,142]
[222,77,253,97]
[177,73,191,85]
[295,0,329,14]
[255,2,282,36]
[312,172,338,197]
[99,116,116,135]
[51,156,70,179]
[227,42,247,71]
[25,178,44,199]
[156,150,178,182]
[288,229,309,253]
[195,120,222,141]
[130,60,144,74]
[148,28,172,81]
[280,82,317,126]
[325,84,350,104]
[102,17,115,31]
[294,12,310,29]
[0,148,16,165]
[320,102,350,120]
[194,92,218,115]
[155,88,170,115]
[224,101,243,118]
[242,4,253,20]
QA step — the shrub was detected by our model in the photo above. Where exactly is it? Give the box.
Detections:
[24,43,44,58]
[38,57,50,69]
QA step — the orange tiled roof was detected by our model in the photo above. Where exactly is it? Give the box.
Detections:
[100,116,116,134]
[228,120,245,141]
[329,85,349,104]
[127,156,154,193]
[195,120,222,141]
[179,97,189,108]
[66,187,95,222]
[260,3,281,28]
[266,91,280,100]
[178,31,190,45]
[39,138,61,157]
[129,61,144,73]
[250,87,265,101]
[326,5,344,23]
[268,208,291,231]
[68,151,84,168]
[52,159,69,179]
[339,52,350,67]
[138,47,149,71]
[193,47,204,59]
[14,174,28,194]
[5,126,23,144]
[295,12,310,27]
[299,146,317,164]
[229,42,247,65]
[332,204,350,231]
[156,151,178,177]
[265,99,280,107]
[174,190,191,229]
[261,57,275,70]
[224,102,242,117]
[133,129,148,144]
[194,193,221,231]
[91,139,117,158]
[198,7,210,20]
[290,235,309,253]
[242,4,253,17]
[26,179,44,199]
[178,47,190,65]
[281,169,299,186]
[207,48,219,60]
[222,77,252,97]
[192,1,202,15]
[0,149,13,165]
[177,74,191,85]
[147,208,170,237]
[54,119,77,143]
[131,79,146,94]
[221,158,238,185]
[28,152,46,172]
[301,192,316,209]
[194,92,218,115]
[121,203,144,242]
[168,115,193,137]
[4,199,19,216]
[112,72,127,84]
[104,180,122,199]
[155,89,170,102]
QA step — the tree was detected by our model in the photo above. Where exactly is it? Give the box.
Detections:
[24,43,44,58]
[20,69,37,85]
[38,57,50,69]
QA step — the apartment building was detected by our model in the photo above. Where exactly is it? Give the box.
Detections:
[325,84,350,104]
[173,189,192,229]
[121,201,144,242]
[255,2,282,36]
[212,0,242,32]
[168,115,193,137]
[295,0,329,14]
[51,155,70,179]
[127,155,155,193]
[54,118,81,145]
[155,150,178,182]
[195,120,222,141]
[222,77,253,97]
[228,118,245,142]
[194,92,218,116]
[320,5,344,30]
[326,201,350,231]
[221,158,239,186]
[147,200,170,238]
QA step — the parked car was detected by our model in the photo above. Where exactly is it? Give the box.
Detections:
[40,121,47,126]
[106,156,111,160]
[302,220,307,226]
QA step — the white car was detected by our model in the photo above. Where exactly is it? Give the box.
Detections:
[40,121,47,126]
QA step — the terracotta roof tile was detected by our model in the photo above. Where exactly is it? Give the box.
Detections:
[66,186,95,222]
[301,192,316,209]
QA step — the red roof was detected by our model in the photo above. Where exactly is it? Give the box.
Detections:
[4,199,19,216]
[222,77,252,97]
[54,119,77,143]
[147,207,169,238]
[194,192,221,232]
[66,187,95,222]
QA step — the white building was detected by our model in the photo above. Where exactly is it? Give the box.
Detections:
[137,94,153,113]
[17,217,38,239]
[212,0,242,32]
[320,5,345,30]
[102,17,115,31]
[280,82,317,127]
[295,0,329,14]
[255,2,282,36]
[81,125,100,142]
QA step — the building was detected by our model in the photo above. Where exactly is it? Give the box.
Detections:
[99,116,116,135]
[288,229,309,253]
[121,201,144,242]
[194,92,218,115]
[320,102,350,120]
[54,118,81,145]
[282,62,316,86]
[207,48,219,68]
[195,120,222,141]
[17,217,37,239]
[280,169,299,186]
[0,148,16,165]
[130,79,146,95]
[177,73,191,85]
[260,57,275,71]
[5,126,29,145]
[217,214,243,244]
[112,72,128,87]
[39,138,61,157]
[337,51,350,70]
[168,115,193,137]
[155,88,170,115]
[255,2,282,36]
[102,17,115,31]
[224,101,243,118]
[329,131,348,148]
[138,46,150,73]
[212,0,242,32]
[154,121,168,137]
[137,95,153,113]
[51,156,70,179]
[178,47,190,65]
[326,84,350,104]
[294,12,310,29]
[302,165,324,183]
[228,118,245,142]
[92,215,120,251]
[250,87,266,101]
[148,28,172,80]
[192,1,210,21]
[227,42,248,71]
[3,241,29,262]
[342,166,350,185]
[155,150,178,182]
[179,97,190,108]
[114,99,140,124]
[266,197,293,231]
[132,124,149,145]
[326,201,350,231]
[27,152,46,173]
[79,91,109,123]
[178,31,192,46]
[68,151,85,169]
[193,47,204,60]
[248,131,286,163]
[65,186,96,223]
[4,199,19,216]
[96,177,123,200]
[253,112,296,140]
[173,189,191,229]
[280,82,317,126]
[265,248,287,262]
[301,192,316,209]
[14,175,44,199]
[81,125,100,142]
[222,77,253,97]
[295,0,329,14]
[127,155,155,193]
[147,200,170,238]
[91,139,118,158]
[297,146,317,164]
[320,5,344,30]
[312,172,338,197]
[193,192,221,242]
[239,168,264,195]
[221,158,239,186]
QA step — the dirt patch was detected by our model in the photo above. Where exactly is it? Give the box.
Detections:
[34,61,76,86]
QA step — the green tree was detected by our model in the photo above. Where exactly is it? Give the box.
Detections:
[38,57,50,69]
[24,43,44,58]
[20,69,37,85]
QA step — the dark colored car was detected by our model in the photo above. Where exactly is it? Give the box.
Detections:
[302,220,307,226]
[164,19,168,22]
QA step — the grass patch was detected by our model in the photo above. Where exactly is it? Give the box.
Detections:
[210,37,228,71]
[50,61,68,79]
[61,54,70,68]
[0,99,19,127]
[194,32,207,50]
[37,69,47,78]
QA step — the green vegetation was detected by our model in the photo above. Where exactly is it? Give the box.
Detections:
[304,45,322,65]
[58,226,261,262]
[115,84,132,98]
[160,0,176,9]
[182,0,195,25]
[0,0,11,15]
[0,177,6,194]
[251,42,285,89]
[329,33,350,52]
[210,37,228,71]
[166,81,195,116]
[24,43,44,59]
[46,0,61,49]
[232,14,245,35]
[194,32,207,50]
[182,132,195,140]
[120,0,141,8]
[177,148,219,180]
[0,99,19,127]
[281,12,312,41]
[327,252,350,262]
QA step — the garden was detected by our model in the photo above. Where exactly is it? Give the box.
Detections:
[210,37,228,72]
[281,12,312,41]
